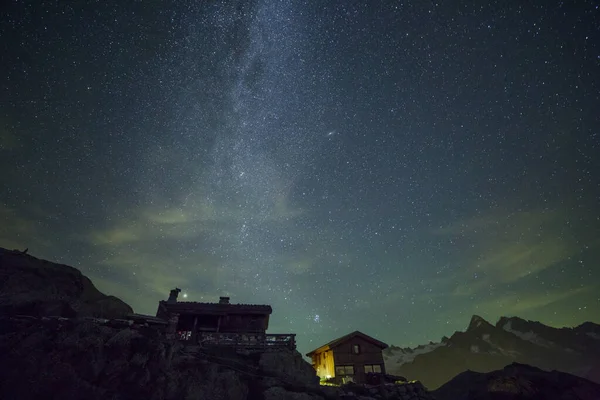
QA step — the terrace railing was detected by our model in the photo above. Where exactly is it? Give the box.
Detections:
[191,332,296,350]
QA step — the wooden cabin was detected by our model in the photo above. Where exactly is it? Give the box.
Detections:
[306,331,388,384]
[156,288,295,350]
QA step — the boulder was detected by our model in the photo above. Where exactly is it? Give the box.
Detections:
[259,349,320,388]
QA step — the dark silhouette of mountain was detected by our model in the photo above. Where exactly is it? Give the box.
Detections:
[433,363,600,400]
[0,247,132,319]
[384,315,600,390]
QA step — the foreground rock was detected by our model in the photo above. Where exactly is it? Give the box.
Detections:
[384,315,600,389]
[433,363,600,400]
[328,381,432,400]
[0,247,132,319]
[0,316,313,400]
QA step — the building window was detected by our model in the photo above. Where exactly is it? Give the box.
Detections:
[177,330,192,341]
[335,365,355,376]
[353,344,361,354]
[364,364,382,373]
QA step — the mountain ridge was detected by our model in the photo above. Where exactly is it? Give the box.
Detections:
[384,314,600,390]
[433,362,600,400]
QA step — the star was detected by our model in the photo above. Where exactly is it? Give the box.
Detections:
[0,0,598,360]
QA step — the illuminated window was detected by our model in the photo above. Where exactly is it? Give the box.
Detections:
[353,344,361,354]
[335,365,355,376]
[364,364,382,373]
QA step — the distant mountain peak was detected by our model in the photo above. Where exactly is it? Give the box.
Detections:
[467,315,492,331]
[496,315,526,329]
[386,314,600,390]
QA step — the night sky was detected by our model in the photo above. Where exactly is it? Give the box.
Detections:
[1,1,599,356]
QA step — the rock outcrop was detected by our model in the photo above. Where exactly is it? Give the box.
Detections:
[0,247,132,319]
[259,349,321,388]
[0,316,321,400]
[433,363,600,400]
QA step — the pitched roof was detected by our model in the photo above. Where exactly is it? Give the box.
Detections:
[159,300,272,315]
[306,330,388,356]
[127,313,169,325]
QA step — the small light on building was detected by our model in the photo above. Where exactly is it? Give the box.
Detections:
[182,293,188,298]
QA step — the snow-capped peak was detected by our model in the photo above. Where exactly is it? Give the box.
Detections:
[383,341,445,366]
[586,332,600,340]
[502,319,555,348]
[467,315,492,331]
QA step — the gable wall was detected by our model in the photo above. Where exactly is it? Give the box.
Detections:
[311,349,335,380]
[332,336,386,383]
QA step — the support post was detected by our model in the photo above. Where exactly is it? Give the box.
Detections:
[192,316,198,343]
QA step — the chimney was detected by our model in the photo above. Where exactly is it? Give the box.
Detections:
[219,296,230,304]
[167,288,181,303]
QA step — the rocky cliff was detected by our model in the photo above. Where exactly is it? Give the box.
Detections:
[384,315,600,390]
[0,247,132,319]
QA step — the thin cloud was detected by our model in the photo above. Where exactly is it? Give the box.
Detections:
[476,286,593,315]
[443,209,580,297]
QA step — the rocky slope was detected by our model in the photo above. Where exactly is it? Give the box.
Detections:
[384,315,600,390]
[432,363,600,400]
[0,247,132,319]
[0,315,316,400]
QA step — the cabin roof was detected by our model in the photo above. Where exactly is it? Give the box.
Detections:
[127,313,169,325]
[159,300,272,315]
[306,330,388,356]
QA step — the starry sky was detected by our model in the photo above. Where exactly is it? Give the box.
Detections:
[1,1,599,356]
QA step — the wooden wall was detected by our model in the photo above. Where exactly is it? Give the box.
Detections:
[311,349,335,380]
[219,314,268,332]
[173,313,269,333]
[332,336,386,383]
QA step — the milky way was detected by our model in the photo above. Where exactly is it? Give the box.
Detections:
[1,1,599,355]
